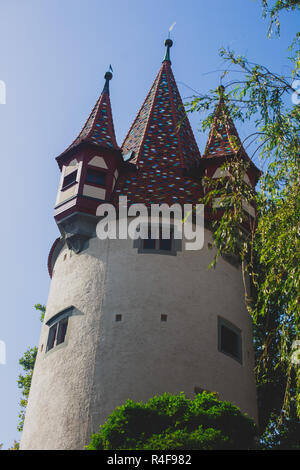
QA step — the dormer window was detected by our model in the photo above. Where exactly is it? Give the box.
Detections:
[86,168,106,186]
[62,170,78,190]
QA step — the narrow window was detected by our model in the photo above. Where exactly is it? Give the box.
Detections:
[46,324,57,352]
[56,318,69,346]
[45,307,74,353]
[220,325,239,358]
[62,170,77,190]
[218,317,242,363]
[115,314,122,322]
[86,168,106,186]
[161,314,168,322]
[159,238,172,251]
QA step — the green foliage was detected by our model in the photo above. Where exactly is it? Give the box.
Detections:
[34,304,46,322]
[141,427,228,450]
[17,347,37,432]
[8,441,20,450]
[86,392,257,450]
[17,304,45,432]
[262,0,300,38]
[260,412,300,449]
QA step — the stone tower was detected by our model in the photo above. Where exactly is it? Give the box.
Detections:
[20,40,259,450]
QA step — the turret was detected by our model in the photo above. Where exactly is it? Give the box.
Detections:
[200,86,261,226]
[54,69,122,252]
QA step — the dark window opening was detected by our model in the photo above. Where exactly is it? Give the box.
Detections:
[143,238,156,250]
[142,225,173,252]
[46,324,57,352]
[56,318,69,346]
[86,168,106,186]
[161,314,168,322]
[46,308,73,352]
[115,314,122,322]
[218,317,242,363]
[221,325,239,357]
[159,238,172,251]
[62,170,77,190]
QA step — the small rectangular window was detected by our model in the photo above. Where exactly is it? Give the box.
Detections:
[62,170,77,190]
[86,168,106,186]
[46,308,73,353]
[141,225,173,252]
[218,317,242,363]
[115,314,122,322]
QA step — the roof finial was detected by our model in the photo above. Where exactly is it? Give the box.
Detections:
[163,22,176,63]
[163,38,173,63]
[102,65,113,95]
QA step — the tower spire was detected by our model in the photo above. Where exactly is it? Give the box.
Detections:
[56,67,119,166]
[203,86,260,181]
[112,37,202,207]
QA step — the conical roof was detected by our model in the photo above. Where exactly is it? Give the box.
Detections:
[202,88,260,181]
[57,70,119,165]
[112,40,203,207]
[122,41,201,169]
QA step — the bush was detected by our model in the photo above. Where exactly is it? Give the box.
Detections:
[86,391,257,450]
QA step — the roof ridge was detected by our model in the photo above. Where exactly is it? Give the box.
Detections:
[132,65,164,166]
[203,97,247,158]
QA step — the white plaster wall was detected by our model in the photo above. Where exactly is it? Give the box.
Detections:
[89,156,108,169]
[82,184,106,200]
[55,161,81,206]
[20,227,257,450]
[20,245,107,450]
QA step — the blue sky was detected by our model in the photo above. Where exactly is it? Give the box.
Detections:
[0,0,298,448]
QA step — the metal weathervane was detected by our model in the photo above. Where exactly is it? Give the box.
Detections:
[168,22,176,38]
